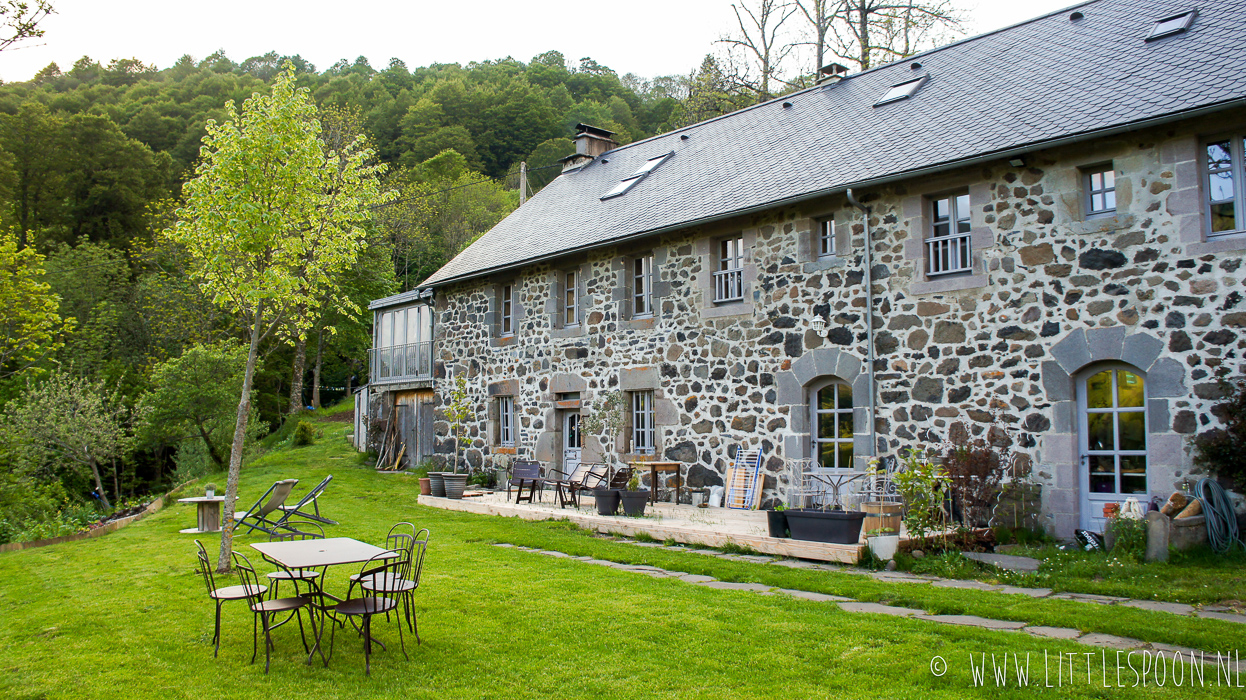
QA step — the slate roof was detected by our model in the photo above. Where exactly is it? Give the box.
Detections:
[420,0,1246,289]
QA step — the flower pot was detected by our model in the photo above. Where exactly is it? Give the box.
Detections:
[204,490,215,498]
[429,472,446,498]
[594,489,621,516]
[785,508,867,544]
[442,473,468,499]
[620,490,650,517]
[419,478,431,496]
[867,534,900,560]
[767,510,789,538]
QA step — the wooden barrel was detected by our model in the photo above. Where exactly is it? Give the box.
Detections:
[862,501,902,534]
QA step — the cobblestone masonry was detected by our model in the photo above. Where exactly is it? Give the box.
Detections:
[425,113,1246,539]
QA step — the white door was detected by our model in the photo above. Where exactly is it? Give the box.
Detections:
[1078,365,1148,533]
[563,412,582,479]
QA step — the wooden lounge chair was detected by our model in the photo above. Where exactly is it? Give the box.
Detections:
[569,463,610,508]
[548,462,591,509]
[276,474,337,526]
[233,479,298,536]
[508,460,544,504]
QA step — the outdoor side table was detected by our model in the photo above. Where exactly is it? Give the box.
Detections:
[178,496,225,534]
[629,461,683,504]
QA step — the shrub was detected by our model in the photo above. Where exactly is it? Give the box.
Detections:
[892,449,949,541]
[1108,515,1147,561]
[292,421,316,447]
[1194,378,1246,484]
[939,425,1005,528]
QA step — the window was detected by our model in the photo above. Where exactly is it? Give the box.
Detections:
[563,270,579,326]
[927,193,972,276]
[371,305,433,382]
[875,76,927,106]
[600,152,673,200]
[632,254,654,318]
[498,396,515,447]
[631,391,655,455]
[500,284,514,336]
[1206,136,1244,236]
[811,381,853,469]
[1084,165,1116,216]
[818,219,835,257]
[1145,10,1196,41]
[714,235,745,302]
[1082,367,1147,495]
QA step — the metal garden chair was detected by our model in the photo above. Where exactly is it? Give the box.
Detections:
[265,520,325,597]
[231,551,314,674]
[194,539,266,658]
[356,527,430,642]
[328,551,409,674]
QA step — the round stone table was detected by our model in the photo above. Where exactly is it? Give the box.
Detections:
[178,496,226,534]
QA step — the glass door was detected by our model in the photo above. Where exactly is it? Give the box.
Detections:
[1078,365,1147,532]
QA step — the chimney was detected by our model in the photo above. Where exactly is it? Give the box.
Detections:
[816,63,850,85]
[560,123,618,172]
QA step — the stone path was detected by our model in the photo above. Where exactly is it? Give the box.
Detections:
[492,542,1246,671]
[960,551,1041,572]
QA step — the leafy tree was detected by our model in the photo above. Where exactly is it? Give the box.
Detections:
[170,66,393,570]
[0,103,64,249]
[0,229,70,378]
[2,370,129,509]
[0,0,53,53]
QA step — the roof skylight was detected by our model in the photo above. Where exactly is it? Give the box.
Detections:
[874,76,928,106]
[1145,10,1196,41]
[600,152,673,200]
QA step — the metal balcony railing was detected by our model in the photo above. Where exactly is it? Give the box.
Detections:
[926,233,972,276]
[713,268,744,302]
[370,341,433,383]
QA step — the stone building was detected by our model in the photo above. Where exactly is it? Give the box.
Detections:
[368,0,1246,538]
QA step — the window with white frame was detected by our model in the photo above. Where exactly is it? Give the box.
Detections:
[927,193,972,276]
[631,391,655,455]
[1206,136,1245,237]
[632,254,654,318]
[810,380,853,470]
[817,218,835,257]
[714,235,745,302]
[498,396,515,446]
[500,284,514,336]
[563,270,579,326]
[1084,165,1116,216]
[372,304,434,382]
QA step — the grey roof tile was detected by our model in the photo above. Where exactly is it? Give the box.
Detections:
[422,0,1246,288]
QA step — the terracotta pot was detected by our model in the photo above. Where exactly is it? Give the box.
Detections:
[419,478,431,496]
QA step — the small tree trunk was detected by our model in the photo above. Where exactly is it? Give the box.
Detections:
[311,327,324,409]
[217,301,265,573]
[111,458,120,506]
[289,333,308,415]
[87,457,111,510]
[197,424,226,468]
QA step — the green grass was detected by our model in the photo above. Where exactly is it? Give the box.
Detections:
[1,413,1243,699]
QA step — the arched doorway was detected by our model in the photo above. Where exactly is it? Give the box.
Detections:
[1078,364,1147,532]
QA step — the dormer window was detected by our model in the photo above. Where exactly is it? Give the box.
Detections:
[874,76,928,106]
[600,152,673,200]
[1145,10,1196,41]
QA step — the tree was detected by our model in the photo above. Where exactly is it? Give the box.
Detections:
[136,342,252,469]
[0,1,53,54]
[717,0,800,101]
[0,103,64,249]
[0,229,70,378]
[823,0,962,71]
[2,371,129,509]
[793,0,835,77]
[169,66,393,571]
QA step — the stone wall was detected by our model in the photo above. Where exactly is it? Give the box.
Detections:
[426,111,1246,538]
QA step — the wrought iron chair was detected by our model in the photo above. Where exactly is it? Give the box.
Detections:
[194,539,267,657]
[265,520,325,597]
[357,527,429,642]
[232,551,313,674]
[329,551,409,674]
[233,479,298,536]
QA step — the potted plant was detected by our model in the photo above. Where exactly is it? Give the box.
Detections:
[619,470,650,516]
[441,373,474,499]
[594,488,621,515]
[865,527,900,560]
[892,448,950,547]
[767,502,789,538]
[582,390,627,517]
[428,471,447,497]
[785,507,868,544]
[204,482,217,498]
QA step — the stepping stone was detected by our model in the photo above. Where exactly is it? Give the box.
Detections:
[635,570,673,578]
[662,546,687,551]
[539,550,571,558]
[1195,611,1246,624]
[960,551,1041,572]
[492,543,516,548]
[916,614,1026,631]
[585,559,619,567]
[1147,642,1205,657]
[1078,633,1145,650]
[621,565,668,573]
[837,602,925,617]
[697,581,774,593]
[1119,599,1196,615]
[678,574,717,584]
[779,589,854,603]
[735,555,777,563]
[931,579,1001,591]
[1024,626,1081,640]
[629,542,663,547]
[1050,592,1129,604]
[871,573,932,584]
[998,586,1052,598]
[687,549,723,556]
[770,560,819,569]
[571,556,594,561]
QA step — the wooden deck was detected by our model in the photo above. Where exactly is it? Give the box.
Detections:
[418,493,864,564]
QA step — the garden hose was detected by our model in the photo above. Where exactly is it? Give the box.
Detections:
[1195,477,1243,554]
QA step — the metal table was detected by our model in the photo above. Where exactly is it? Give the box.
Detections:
[802,468,866,510]
[178,496,225,534]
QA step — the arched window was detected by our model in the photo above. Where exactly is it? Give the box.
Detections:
[1079,364,1147,530]
[810,380,854,469]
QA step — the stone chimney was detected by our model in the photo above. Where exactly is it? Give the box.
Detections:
[560,123,618,172]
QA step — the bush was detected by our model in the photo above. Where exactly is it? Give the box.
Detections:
[1108,516,1147,561]
[292,421,316,447]
[940,425,1005,528]
[1194,378,1246,484]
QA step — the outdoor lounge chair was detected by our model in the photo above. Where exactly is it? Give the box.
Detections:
[265,520,325,598]
[547,462,591,509]
[567,463,610,509]
[276,474,337,525]
[233,479,298,536]
[508,460,544,504]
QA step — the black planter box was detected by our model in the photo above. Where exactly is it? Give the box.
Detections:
[594,489,621,516]
[767,510,789,538]
[619,490,650,516]
[785,509,867,544]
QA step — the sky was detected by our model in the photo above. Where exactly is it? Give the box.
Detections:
[0,0,1082,83]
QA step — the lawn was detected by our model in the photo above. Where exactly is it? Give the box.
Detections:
[1,411,1243,699]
